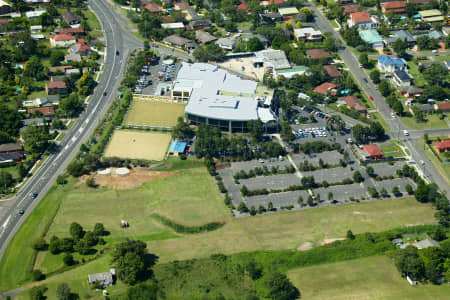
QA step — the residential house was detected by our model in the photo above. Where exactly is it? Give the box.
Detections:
[343,5,360,16]
[88,268,115,286]
[215,37,236,50]
[338,0,354,4]
[313,82,338,96]
[187,19,212,30]
[30,25,42,33]
[391,69,411,87]
[22,96,59,107]
[163,34,196,50]
[0,18,9,31]
[259,12,283,23]
[415,238,440,249]
[0,143,24,163]
[237,2,248,11]
[278,6,299,17]
[377,55,407,73]
[26,0,52,5]
[419,9,444,23]
[58,27,85,35]
[144,2,162,13]
[338,96,366,114]
[436,102,450,112]
[418,60,445,69]
[241,33,269,46]
[20,118,49,133]
[399,85,421,98]
[174,1,190,11]
[49,65,73,74]
[386,30,416,47]
[294,27,322,42]
[161,22,185,30]
[195,30,217,45]
[45,81,67,95]
[252,49,291,71]
[324,65,342,78]
[362,144,384,160]
[25,10,46,19]
[64,52,82,63]
[435,140,450,153]
[0,3,12,15]
[27,107,56,117]
[70,42,91,56]
[274,65,309,79]
[306,49,331,61]
[381,1,406,14]
[359,29,384,48]
[49,34,76,47]
[347,11,380,29]
[62,12,82,26]
[260,0,286,6]
[407,0,434,4]
[415,103,434,114]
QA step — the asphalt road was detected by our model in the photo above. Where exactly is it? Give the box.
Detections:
[309,3,450,194]
[0,0,142,268]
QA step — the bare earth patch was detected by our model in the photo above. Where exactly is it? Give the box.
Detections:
[297,242,313,251]
[78,167,177,190]
[319,238,345,246]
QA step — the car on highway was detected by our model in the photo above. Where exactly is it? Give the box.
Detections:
[18,210,24,216]
[103,92,107,96]
[116,50,120,55]
[403,130,409,136]
[369,96,374,101]
[31,192,38,199]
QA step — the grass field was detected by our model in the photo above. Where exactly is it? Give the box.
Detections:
[400,114,448,130]
[287,256,450,300]
[380,141,405,158]
[418,138,450,185]
[124,101,185,127]
[104,130,171,160]
[147,197,435,263]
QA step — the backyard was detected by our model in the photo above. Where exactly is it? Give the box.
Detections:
[104,130,171,161]
[124,101,185,128]
[287,256,450,300]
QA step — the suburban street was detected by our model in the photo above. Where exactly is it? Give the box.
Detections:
[309,2,450,194]
[0,0,142,268]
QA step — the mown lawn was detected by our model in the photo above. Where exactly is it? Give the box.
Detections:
[400,114,448,130]
[147,197,436,263]
[287,256,450,300]
[418,138,450,185]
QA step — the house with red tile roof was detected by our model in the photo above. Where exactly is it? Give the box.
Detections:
[362,144,384,160]
[347,11,380,29]
[324,65,342,78]
[45,81,67,95]
[306,49,331,60]
[435,140,450,153]
[27,107,56,117]
[144,2,162,13]
[58,27,85,35]
[343,5,360,16]
[436,102,450,112]
[49,34,76,47]
[313,82,338,95]
[381,1,406,14]
[338,96,366,114]
[70,42,91,56]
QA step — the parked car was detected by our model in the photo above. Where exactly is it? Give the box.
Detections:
[369,96,374,101]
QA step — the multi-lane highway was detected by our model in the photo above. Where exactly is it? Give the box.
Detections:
[309,2,450,194]
[0,0,142,265]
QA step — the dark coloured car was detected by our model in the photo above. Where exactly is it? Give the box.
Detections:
[18,210,24,216]
[32,192,38,199]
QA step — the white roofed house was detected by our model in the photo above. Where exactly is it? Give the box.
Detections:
[215,37,236,50]
[294,27,322,42]
[174,63,277,132]
[25,10,46,19]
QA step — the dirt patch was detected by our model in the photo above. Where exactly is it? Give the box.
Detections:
[78,167,176,190]
[319,238,345,246]
[297,242,313,251]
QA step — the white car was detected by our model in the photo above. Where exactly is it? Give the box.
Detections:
[403,130,409,136]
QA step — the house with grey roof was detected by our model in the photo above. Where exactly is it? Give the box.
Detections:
[215,37,236,50]
[88,268,115,286]
[195,30,217,45]
[415,238,440,249]
[386,30,416,47]
[252,49,291,71]
[391,69,412,87]
[163,34,196,50]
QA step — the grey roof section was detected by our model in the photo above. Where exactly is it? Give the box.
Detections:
[416,238,440,249]
[215,37,236,49]
[394,69,411,81]
[415,30,444,40]
[387,30,416,44]
[88,272,113,285]
[195,30,217,44]
[178,63,274,122]
[254,49,290,70]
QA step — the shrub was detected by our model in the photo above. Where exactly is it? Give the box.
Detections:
[250,206,257,216]
[32,238,48,251]
[238,202,249,213]
[32,269,45,281]
[63,254,75,266]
